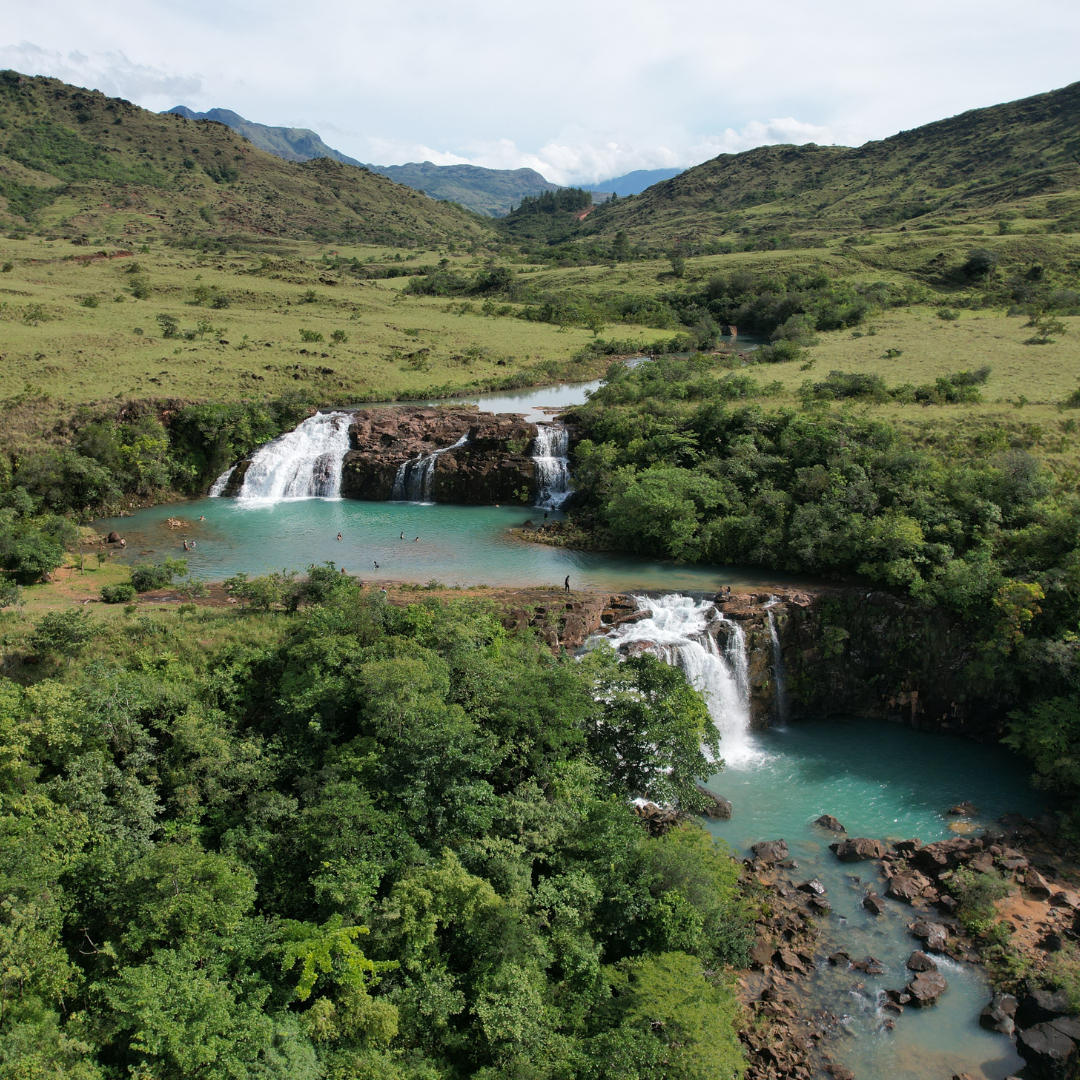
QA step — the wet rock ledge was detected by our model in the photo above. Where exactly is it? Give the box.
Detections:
[339,407,543,503]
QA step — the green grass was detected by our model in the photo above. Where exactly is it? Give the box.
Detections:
[0,235,635,411]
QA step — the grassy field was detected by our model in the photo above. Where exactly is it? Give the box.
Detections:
[0,235,633,407]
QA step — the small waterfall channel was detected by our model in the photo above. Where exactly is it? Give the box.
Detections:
[391,432,470,503]
[211,411,353,503]
[600,594,756,764]
[531,424,571,509]
[765,596,789,724]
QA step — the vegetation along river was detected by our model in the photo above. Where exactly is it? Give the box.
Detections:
[96,379,1042,1080]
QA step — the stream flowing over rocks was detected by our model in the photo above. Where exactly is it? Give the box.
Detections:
[210,407,576,507]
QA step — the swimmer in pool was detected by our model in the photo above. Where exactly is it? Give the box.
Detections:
[337,533,342,541]
[374,560,379,568]
[414,536,419,542]
[400,532,404,540]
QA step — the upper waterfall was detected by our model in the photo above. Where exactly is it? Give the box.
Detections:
[390,432,470,503]
[531,424,571,509]
[211,411,354,504]
[600,593,756,765]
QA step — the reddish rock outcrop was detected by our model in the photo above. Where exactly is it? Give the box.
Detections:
[339,407,541,504]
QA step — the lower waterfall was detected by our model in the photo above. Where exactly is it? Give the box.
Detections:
[211,411,353,503]
[765,598,789,724]
[208,465,235,497]
[601,593,755,764]
[531,424,571,509]
[390,432,470,503]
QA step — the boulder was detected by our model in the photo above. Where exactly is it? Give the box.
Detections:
[776,948,807,974]
[980,992,1018,1035]
[887,871,933,903]
[1017,989,1072,1028]
[814,814,846,832]
[1027,870,1055,898]
[862,892,886,915]
[751,839,789,864]
[1017,1022,1078,1080]
[909,918,949,953]
[949,801,979,816]
[852,956,885,975]
[906,970,948,1006]
[893,839,923,857]
[906,951,938,972]
[749,937,775,969]
[797,878,827,896]
[831,837,888,862]
[696,786,732,819]
[967,852,995,873]
[106,531,122,543]
[633,802,679,835]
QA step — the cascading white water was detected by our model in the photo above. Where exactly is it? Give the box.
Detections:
[531,424,571,509]
[208,465,235,497]
[601,593,756,764]
[390,432,470,503]
[765,598,789,724]
[211,411,354,504]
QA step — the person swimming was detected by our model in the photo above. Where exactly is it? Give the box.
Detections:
[414,536,419,542]
[400,531,404,540]
[337,533,342,541]
[374,560,379,568]
[182,540,189,551]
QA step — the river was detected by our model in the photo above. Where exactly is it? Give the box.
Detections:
[94,379,1037,1080]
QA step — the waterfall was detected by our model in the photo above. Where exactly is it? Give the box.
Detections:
[390,432,469,503]
[531,424,571,509]
[208,465,235,497]
[211,411,353,504]
[765,598,789,724]
[601,594,756,764]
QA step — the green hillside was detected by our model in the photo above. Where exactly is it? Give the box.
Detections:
[504,80,1080,248]
[165,106,363,166]
[0,71,492,247]
[363,160,558,216]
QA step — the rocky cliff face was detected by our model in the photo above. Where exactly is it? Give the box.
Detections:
[716,588,1004,739]
[339,407,540,504]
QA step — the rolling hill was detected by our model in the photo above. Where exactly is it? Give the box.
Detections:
[0,71,491,246]
[537,81,1080,247]
[164,106,363,166]
[164,106,561,216]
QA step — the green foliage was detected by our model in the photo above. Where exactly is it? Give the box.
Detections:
[944,866,1009,936]
[1026,314,1068,344]
[130,557,188,592]
[101,581,136,603]
[299,328,324,343]
[566,356,1077,620]
[0,586,748,1077]
[0,580,23,608]
[29,608,96,654]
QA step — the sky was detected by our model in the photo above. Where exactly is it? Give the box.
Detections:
[2,0,1079,186]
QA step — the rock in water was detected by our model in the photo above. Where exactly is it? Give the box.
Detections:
[887,871,933,903]
[979,992,1018,1034]
[106,531,122,543]
[906,970,948,1006]
[751,839,789,864]
[814,814,846,832]
[909,918,949,952]
[831,837,888,861]
[696,785,732,818]
[863,892,886,915]
[948,801,979,816]
[798,878,827,896]
[906,951,938,972]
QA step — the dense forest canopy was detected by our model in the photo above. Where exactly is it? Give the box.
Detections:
[0,581,751,1079]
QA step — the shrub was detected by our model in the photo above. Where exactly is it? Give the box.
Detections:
[130,557,187,592]
[30,609,97,655]
[945,867,1009,936]
[937,308,960,321]
[156,313,179,339]
[0,526,66,583]
[210,293,231,309]
[101,582,136,603]
[330,329,348,344]
[1026,315,1067,345]
[80,295,99,308]
[299,329,324,343]
[754,339,805,363]
[0,581,23,609]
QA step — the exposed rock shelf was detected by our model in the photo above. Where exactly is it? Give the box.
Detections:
[340,407,541,504]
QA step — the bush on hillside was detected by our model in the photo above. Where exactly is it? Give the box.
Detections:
[101,582,136,603]
[130,557,187,592]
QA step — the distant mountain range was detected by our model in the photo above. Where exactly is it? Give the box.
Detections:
[164,107,684,213]
[582,168,684,196]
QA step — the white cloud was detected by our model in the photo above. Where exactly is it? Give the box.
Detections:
[0,42,202,108]
[3,1,1080,185]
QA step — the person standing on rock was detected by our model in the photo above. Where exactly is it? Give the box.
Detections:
[564,575,570,593]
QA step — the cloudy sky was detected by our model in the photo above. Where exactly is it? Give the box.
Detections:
[3,0,1078,185]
